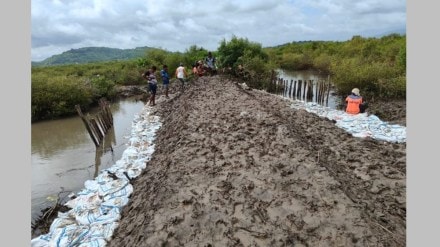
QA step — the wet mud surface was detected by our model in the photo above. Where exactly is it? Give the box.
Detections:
[106,76,406,246]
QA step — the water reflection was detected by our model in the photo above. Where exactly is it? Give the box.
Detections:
[31,116,91,158]
[275,70,341,109]
[94,125,116,177]
[31,97,145,222]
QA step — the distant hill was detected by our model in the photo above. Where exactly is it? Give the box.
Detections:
[32,46,154,67]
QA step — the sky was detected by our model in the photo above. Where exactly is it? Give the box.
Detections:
[31,0,406,62]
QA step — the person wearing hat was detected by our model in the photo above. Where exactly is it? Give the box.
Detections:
[345,88,367,114]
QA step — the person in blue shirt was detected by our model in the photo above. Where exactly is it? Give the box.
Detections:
[160,64,170,98]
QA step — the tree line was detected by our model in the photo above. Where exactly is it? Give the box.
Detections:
[32,34,406,122]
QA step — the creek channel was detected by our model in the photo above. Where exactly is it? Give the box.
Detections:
[31,96,145,224]
[275,69,342,109]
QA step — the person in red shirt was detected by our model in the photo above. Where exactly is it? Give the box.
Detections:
[345,88,367,114]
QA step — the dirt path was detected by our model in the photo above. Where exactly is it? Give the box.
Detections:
[108,76,406,247]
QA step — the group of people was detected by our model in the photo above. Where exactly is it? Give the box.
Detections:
[142,55,366,114]
[141,62,188,106]
[192,52,217,77]
[141,52,217,106]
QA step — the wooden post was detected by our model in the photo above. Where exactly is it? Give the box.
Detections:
[297,80,302,98]
[99,99,113,126]
[75,105,99,147]
[289,80,293,98]
[320,81,325,104]
[326,75,331,106]
[90,117,103,144]
[280,79,283,96]
[75,98,114,148]
[280,78,283,95]
[316,81,320,104]
[293,80,297,99]
[307,80,313,101]
[304,80,309,101]
[317,80,322,104]
[97,112,109,133]
[302,80,306,100]
[281,79,284,96]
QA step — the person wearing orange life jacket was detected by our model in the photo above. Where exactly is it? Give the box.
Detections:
[345,88,367,114]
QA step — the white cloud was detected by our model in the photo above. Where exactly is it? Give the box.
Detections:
[31,0,406,61]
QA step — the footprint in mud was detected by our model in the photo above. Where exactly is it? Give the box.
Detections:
[216,180,234,193]
[369,180,390,194]
[167,214,185,226]
[191,201,204,219]
[287,213,305,230]
[381,167,405,179]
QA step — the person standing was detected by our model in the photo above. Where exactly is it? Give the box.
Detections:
[345,88,367,114]
[205,52,216,75]
[160,64,170,98]
[142,69,151,100]
[142,70,150,81]
[148,66,158,106]
[175,63,188,92]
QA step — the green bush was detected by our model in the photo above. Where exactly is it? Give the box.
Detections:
[90,76,116,99]
[330,57,403,99]
[312,54,332,73]
[217,36,267,68]
[183,45,207,67]
[217,36,275,90]
[397,44,406,74]
[372,76,406,98]
[240,53,276,89]
[279,53,303,70]
[32,75,93,121]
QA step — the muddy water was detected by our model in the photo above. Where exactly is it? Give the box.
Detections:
[31,97,145,223]
[276,70,342,109]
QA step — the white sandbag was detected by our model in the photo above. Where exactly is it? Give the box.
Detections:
[288,100,406,143]
[73,207,120,225]
[64,193,101,210]
[31,104,163,247]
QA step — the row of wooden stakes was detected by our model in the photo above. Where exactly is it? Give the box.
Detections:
[273,78,332,106]
[75,98,114,147]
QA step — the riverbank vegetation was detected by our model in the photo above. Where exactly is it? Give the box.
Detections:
[267,34,406,100]
[31,61,143,122]
[31,34,405,122]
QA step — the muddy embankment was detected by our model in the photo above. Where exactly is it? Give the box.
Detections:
[106,76,406,246]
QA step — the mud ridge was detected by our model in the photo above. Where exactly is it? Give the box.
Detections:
[108,76,406,247]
